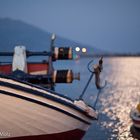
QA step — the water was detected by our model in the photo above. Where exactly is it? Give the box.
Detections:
[55,57,140,140]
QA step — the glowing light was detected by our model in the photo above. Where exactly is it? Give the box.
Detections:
[82,48,87,53]
[75,47,80,52]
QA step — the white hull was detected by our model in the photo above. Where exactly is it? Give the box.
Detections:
[0,76,97,139]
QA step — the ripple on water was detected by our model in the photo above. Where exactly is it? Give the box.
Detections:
[98,57,140,140]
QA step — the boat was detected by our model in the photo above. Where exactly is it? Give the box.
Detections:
[130,101,140,130]
[0,34,105,140]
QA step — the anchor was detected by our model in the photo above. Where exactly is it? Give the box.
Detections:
[74,57,107,116]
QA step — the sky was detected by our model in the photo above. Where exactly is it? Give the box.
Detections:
[0,0,140,53]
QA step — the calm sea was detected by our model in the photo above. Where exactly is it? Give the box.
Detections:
[54,57,140,140]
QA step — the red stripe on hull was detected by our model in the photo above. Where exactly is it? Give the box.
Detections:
[0,64,12,74]
[0,129,85,140]
[27,63,48,73]
[0,63,49,74]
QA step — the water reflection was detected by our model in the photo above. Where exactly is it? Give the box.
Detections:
[55,57,140,140]
[98,57,140,140]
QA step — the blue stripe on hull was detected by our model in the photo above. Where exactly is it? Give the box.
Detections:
[0,78,95,120]
[0,74,73,101]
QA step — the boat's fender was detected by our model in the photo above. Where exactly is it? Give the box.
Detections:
[53,47,73,60]
[12,46,27,73]
[53,70,80,83]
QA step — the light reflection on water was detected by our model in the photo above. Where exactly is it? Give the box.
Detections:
[55,57,140,140]
[84,57,140,140]
[56,57,140,140]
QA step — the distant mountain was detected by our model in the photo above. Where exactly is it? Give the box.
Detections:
[0,18,104,55]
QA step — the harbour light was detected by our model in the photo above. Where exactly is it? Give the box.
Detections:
[82,48,87,53]
[75,47,80,52]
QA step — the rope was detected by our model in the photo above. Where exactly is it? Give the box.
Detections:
[79,59,95,100]
[93,80,107,109]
